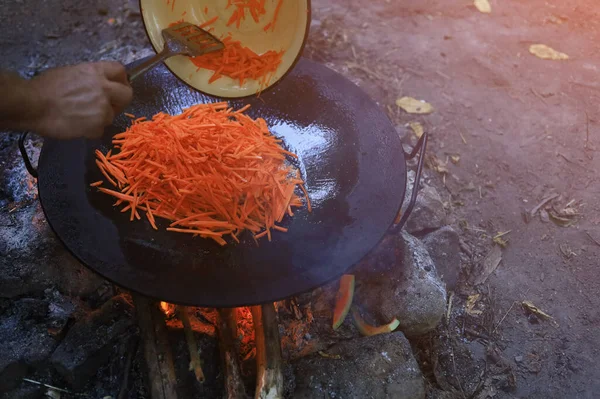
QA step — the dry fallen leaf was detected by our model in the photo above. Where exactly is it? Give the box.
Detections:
[522,301,558,327]
[529,44,569,60]
[474,0,491,13]
[559,243,577,259]
[426,154,449,174]
[493,231,511,248]
[318,350,341,360]
[409,122,424,138]
[493,236,508,248]
[470,245,502,286]
[466,294,483,316]
[396,97,434,114]
[548,201,580,227]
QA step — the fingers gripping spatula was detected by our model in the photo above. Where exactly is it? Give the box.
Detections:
[127,22,224,82]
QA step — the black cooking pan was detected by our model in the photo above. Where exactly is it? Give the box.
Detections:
[19,58,427,308]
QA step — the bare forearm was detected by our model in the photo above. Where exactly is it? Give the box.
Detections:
[0,71,44,132]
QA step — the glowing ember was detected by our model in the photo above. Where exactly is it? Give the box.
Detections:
[160,301,176,317]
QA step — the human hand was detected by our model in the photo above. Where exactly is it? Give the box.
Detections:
[29,62,133,139]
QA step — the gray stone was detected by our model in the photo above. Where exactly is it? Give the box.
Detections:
[293,332,424,399]
[540,209,550,223]
[0,299,58,392]
[402,171,446,235]
[50,295,135,388]
[423,226,461,290]
[0,204,106,299]
[355,231,447,336]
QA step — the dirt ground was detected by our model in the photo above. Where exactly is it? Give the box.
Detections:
[2,0,600,398]
[308,1,600,398]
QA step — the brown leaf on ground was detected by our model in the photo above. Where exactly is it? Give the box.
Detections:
[529,44,569,60]
[426,154,449,174]
[493,231,511,248]
[474,0,492,14]
[466,294,483,316]
[396,97,434,114]
[522,301,558,327]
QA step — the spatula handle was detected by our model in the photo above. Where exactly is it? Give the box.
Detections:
[127,48,175,82]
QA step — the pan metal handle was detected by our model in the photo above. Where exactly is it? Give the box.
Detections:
[18,132,38,178]
[388,132,428,235]
[127,49,174,82]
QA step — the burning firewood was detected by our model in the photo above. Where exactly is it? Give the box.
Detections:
[252,304,284,398]
[133,295,178,399]
[217,308,247,399]
[176,306,206,383]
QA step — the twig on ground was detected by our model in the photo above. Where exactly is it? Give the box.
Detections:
[585,231,600,247]
[557,152,594,172]
[22,379,77,395]
[493,301,517,334]
[493,230,512,239]
[436,70,450,80]
[346,61,387,82]
[530,87,548,105]
[446,291,454,324]
[586,111,590,147]
[459,239,473,258]
[464,327,490,340]
[530,194,558,217]
[466,226,487,233]
[403,66,425,77]
[569,80,600,90]
[584,111,595,151]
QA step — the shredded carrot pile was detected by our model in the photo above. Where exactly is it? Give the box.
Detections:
[190,36,283,87]
[92,102,310,246]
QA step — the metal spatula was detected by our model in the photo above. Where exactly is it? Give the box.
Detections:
[127,22,224,82]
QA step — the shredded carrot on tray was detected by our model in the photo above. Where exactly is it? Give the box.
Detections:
[199,15,218,28]
[226,0,267,27]
[91,103,311,246]
[266,0,283,32]
[191,36,283,87]
[167,19,283,88]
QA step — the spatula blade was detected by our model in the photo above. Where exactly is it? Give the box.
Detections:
[163,22,224,57]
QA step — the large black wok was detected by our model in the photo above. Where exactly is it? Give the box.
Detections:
[19,58,427,308]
